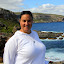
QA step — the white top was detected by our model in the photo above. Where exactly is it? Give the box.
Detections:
[3,30,49,64]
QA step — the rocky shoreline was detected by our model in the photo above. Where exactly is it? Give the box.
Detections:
[35,30,64,40]
[0,31,64,63]
[0,61,64,64]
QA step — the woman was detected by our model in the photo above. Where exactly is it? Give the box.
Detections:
[3,11,49,64]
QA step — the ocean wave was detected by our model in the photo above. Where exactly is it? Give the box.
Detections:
[40,39,64,41]
[41,31,63,33]
[45,48,64,62]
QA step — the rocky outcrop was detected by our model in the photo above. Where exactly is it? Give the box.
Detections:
[33,13,64,23]
[0,8,20,33]
[0,8,17,21]
[0,30,64,62]
[0,22,6,27]
[0,32,13,62]
[12,26,20,33]
[0,35,7,62]
[15,12,64,23]
[35,30,64,40]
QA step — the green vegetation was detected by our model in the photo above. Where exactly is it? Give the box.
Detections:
[0,11,64,34]
[33,13,64,23]
[14,12,21,15]
[0,18,20,33]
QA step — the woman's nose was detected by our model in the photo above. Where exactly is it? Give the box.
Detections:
[25,21,29,25]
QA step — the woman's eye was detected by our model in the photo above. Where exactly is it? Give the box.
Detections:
[23,20,26,22]
[28,20,31,22]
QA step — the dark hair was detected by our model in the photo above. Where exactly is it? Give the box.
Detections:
[20,11,33,20]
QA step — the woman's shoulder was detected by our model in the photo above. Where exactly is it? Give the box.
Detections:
[11,30,23,39]
[31,30,39,39]
[32,30,38,35]
[6,31,22,43]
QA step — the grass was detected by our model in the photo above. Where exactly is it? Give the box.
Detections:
[0,18,20,33]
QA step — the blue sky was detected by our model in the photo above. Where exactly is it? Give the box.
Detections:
[23,0,64,8]
[0,0,64,15]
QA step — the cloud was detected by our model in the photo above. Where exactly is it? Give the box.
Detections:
[29,4,64,15]
[0,1,64,16]
[0,0,24,11]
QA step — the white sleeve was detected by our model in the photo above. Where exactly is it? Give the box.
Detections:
[34,31,41,42]
[45,60,49,64]
[34,31,49,64]
[3,38,17,64]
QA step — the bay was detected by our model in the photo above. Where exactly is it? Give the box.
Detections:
[42,40,64,62]
[32,22,64,32]
[32,22,64,62]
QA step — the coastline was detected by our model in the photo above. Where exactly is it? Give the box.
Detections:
[35,30,64,40]
[0,61,64,64]
[0,31,64,63]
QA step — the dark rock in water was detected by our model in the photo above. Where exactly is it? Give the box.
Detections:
[39,37,47,39]
[48,37,57,39]
[35,31,62,38]
[62,35,64,37]
[34,30,64,40]
[59,38,63,40]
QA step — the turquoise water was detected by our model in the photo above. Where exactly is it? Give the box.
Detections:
[32,22,64,62]
[42,40,64,62]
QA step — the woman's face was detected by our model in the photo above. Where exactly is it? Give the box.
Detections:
[19,14,33,34]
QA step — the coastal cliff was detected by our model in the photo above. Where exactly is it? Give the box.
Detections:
[0,8,64,62]
[0,8,17,21]
[0,8,20,33]
[33,13,64,23]
[15,12,64,23]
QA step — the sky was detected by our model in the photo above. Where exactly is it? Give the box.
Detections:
[0,0,64,15]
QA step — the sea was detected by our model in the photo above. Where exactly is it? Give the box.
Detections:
[32,22,64,62]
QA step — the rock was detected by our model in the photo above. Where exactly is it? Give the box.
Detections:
[0,8,17,21]
[36,31,62,38]
[40,37,47,39]
[12,26,20,34]
[0,57,3,63]
[59,38,63,40]
[33,13,64,23]
[48,37,57,39]
[0,22,5,27]
[34,30,64,40]
[62,36,64,37]
[0,35,8,59]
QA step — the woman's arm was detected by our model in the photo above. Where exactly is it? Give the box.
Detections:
[3,38,17,64]
[45,60,49,64]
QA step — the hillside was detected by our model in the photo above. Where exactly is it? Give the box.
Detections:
[0,9,64,62]
[15,12,64,23]
[33,13,64,23]
[0,8,20,34]
[0,8,64,34]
